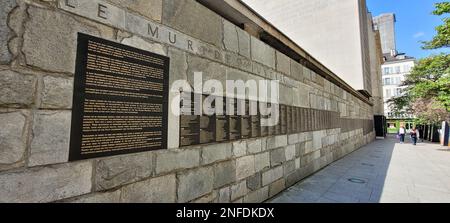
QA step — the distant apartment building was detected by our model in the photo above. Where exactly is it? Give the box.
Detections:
[242,0,377,97]
[381,51,415,119]
[373,13,397,54]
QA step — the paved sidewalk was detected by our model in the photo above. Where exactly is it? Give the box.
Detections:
[269,136,450,203]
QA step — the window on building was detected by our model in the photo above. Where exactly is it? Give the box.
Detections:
[383,67,390,75]
[395,66,401,74]
[395,88,402,96]
[384,78,391,85]
[385,89,391,98]
[403,64,411,73]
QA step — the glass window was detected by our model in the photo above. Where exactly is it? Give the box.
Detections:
[385,89,391,97]
[384,78,391,85]
[395,66,401,73]
[383,67,390,75]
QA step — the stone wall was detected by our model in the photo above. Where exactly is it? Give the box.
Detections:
[0,0,375,203]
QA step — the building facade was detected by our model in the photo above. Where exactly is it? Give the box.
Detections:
[0,0,375,203]
[381,52,415,122]
[243,0,375,96]
[373,13,397,54]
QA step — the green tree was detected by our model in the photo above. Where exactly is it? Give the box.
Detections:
[422,2,450,49]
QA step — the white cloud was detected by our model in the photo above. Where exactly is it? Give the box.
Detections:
[413,32,425,38]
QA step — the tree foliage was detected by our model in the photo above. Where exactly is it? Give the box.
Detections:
[422,2,450,49]
[388,2,450,123]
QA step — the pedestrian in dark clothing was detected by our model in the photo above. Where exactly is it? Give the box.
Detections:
[398,126,406,143]
[410,128,418,145]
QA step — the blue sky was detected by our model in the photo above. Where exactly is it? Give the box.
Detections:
[367,0,449,59]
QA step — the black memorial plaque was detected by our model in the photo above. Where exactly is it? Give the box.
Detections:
[250,100,260,138]
[240,100,251,139]
[200,95,216,144]
[215,96,229,142]
[180,92,200,146]
[69,33,169,161]
[229,98,241,140]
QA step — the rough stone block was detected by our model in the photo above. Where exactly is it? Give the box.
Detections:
[0,161,92,202]
[244,186,268,203]
[267,135,287,149]
[246,173,261,191]
[276,51,290,75]
[283,160,295,176]
[230,180,247,201]
[224,51,252,72]
[95,152,153,191]
[261,166,283,186]
[232,141,247,157]
[269,178,285,197]
[187,55,226,91]
[29,110,71,166]
[121,35,166,55]
[235,155,255,180]
[213,160,236,188]
[285,145,296,161]
[0,0,16,63]
[250,36,275,68]
[162,0,222,47]
[0,70,36,106]
[155,149,200,174]
[223,19,239,53]
[108,0,162,21]
[288,134,299,145]
[0,111,27,167]
[192,191,217,203]
[290,60,304,80]
[286,170,302,187]
[237,27,250,58]
[201,143,232,165]
[247,138,262,154]
[177,167,214,202]
[270,148,285,166]
[254,152,270,172]
[121,174,176,202]
[23,6,100,73]
[69,190,121,203]
[40,76,73,109]
[218,186,230,203]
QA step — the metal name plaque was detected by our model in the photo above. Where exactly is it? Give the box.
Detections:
[69,33,169,161]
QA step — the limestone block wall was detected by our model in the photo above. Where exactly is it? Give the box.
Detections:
[0,0,375,203]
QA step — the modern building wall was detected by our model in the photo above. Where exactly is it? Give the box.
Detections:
[243,0,373,95]
[0,0,375,203]
[373,13,396,54]
[382,58,415,118]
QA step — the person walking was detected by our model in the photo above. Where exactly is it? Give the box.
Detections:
[398,125,406,143]
[410,128,418,145]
